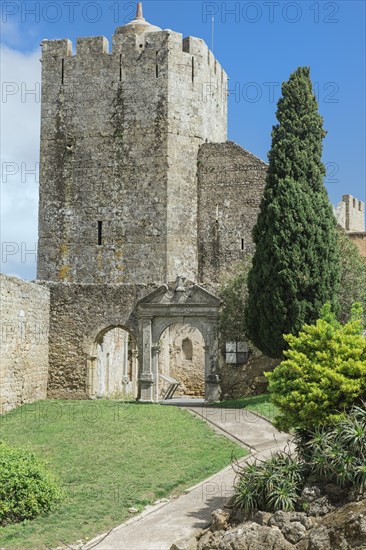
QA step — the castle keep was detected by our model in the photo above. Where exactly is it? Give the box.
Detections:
[1,4,364,412]
[35,2,269,405]
[38,3,228,285]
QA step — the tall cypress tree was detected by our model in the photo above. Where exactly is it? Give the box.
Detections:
[245,67,340,358]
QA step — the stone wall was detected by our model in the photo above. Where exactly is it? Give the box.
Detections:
[45,282,158,399]
[220,349,279,400]
[348,232,366,258]
[197,142,267,284]
[334,200,346,229]
[0,274,50,413]
[343,194,365,232]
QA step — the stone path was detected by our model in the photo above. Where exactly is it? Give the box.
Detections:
[84,405,292,550]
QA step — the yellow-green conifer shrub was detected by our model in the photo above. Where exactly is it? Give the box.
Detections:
[266,303,366,432]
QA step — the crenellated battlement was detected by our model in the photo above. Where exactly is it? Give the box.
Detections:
[183,36,206,56]
[41,38,72,57]
[41,30,226,81]
[342,194,365,232]
[41,28,227,114]
[76,36,109,56]
[335,194,365,233]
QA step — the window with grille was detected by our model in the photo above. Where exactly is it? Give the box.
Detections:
[225,341,249,365]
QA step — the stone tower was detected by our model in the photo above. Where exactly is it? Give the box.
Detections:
[37,3,227,284]
[34,3,270,404]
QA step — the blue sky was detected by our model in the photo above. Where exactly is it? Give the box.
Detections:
[1,0,365,279]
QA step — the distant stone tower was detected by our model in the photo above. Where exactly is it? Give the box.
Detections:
[334,194,366,258]
[37,2,227,284]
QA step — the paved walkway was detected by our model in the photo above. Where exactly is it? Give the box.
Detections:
[84,405,292,550]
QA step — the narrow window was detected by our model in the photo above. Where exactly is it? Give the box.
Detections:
[97,221,103,246]
[61,58,64,84]
[119,54,122,81]
[241,238,245,251]
[359,201,362,211]
[156,51,159,78]
[192,57,195,83]
[353,198,356,208]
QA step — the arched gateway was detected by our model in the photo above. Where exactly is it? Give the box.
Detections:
[136,278,221,403]
[87,326,138,400]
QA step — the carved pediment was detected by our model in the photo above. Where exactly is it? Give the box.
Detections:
[137,277,221,307]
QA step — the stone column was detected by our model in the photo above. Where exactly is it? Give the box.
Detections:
[131,347,138,396]
[204,321,221,403]
[139,317,154,401]
[86,356,97,398]
[121,333,130,386]
[152,344,160,402]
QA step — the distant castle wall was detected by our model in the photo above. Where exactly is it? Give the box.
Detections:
[0,275,50,413]
[335,194,365,232]
[334,194,366,257]
[158,323,205,397]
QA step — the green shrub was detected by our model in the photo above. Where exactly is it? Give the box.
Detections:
[231,453,304,513]
[266,303,366,432]
[0,442,64,526]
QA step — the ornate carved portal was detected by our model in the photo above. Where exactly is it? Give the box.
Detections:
[136,278,221,402]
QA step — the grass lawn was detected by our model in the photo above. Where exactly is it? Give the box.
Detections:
[0,400,246,549]
[214,394,279,424]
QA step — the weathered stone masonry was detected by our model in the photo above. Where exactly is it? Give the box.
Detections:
[45,282,158,399]
[0,274,50,413]
[198,143,268,284]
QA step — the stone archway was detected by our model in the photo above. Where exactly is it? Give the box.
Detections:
[157,322,206,400]
[136,277,221,403]
[158,323,205,398]
[86,326,138,399]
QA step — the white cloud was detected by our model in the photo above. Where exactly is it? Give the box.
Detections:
[0,46,41,280]
[0,21,22,48]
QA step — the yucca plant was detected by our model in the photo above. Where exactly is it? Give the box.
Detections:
[354,464,366,492]
[266,481,299,511]
[231,403,366,516]
[303,403,366,492]
[231,452,304,513]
